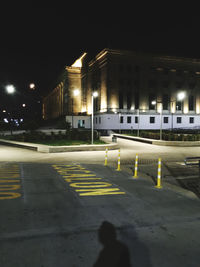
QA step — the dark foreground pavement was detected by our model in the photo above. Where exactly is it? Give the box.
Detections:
[0,162,199,267]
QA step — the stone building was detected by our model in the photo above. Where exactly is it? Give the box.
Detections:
[43,48,200,130]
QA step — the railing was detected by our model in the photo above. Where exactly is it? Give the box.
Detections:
[184,157,200,167]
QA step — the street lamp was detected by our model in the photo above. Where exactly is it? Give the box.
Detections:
[5,84,15,94]
[177,92,186,101]
[29,83,35,90]
[91,91,98,144]
[72,89,80,129]
[5,85,16,134]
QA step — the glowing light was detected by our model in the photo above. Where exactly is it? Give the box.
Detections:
[22,104,26,107]
[184,106,188,114]
[71,53,87,68]
[177,92,186,101]
[4,118,8,123]
[2,110,6,113]
[93,92,98,97]
[29,83,35,90]
[73,89,80,96]
[6,85,15,94]
[151,100,156,105]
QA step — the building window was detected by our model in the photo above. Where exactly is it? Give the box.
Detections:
[189,83,195,89]
[119,64,124,72]
[189,117,194,124]
[135,92,139,109]
[127,64,132,72]
[148,80,157,88]
[119,91,123,109]
[78,120,85,128]
[162,81,169,88]
[189,95,194,111]
[162,94,169,110]
[177,117,182,123]
[120,116,124,123]
[149,94,156,110]
[150,117,155,123]
[163,117,169,123]
[176,82,182,89]
[176,101,182,111]
[96,117,98,124]
[135,116,138,123]
[127,91,132,110]
[99,117,101,124]
[127,116,131,123]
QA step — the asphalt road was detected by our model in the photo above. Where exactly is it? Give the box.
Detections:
[0,140,200,266]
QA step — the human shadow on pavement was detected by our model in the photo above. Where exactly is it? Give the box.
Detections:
[93,221,152,267]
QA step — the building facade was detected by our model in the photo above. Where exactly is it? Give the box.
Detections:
[43,48,200,130]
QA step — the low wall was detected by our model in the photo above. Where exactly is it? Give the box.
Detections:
[0,139,119,153]
[113,134,200,146]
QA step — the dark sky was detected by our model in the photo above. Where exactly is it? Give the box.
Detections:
[0,2,200,98]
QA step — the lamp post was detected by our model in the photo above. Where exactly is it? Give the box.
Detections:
[137,109,140,137]
[177,91,186,112]
[5,85,16,135]
[71,89,80,129]
[152,100,163,140]
[171,92,186,131]
[91,91,98,144]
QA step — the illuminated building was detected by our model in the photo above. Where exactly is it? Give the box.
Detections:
[43,48,200,130]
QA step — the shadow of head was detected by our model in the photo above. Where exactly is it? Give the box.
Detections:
[98,221,117,246]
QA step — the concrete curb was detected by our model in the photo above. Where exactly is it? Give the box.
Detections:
[0,139,119,153]
[113,133,200,146]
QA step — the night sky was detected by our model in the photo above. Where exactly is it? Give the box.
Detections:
[1,2,200,100]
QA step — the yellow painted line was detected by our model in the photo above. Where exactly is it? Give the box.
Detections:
[63,174,96,178]
[0,192,21,200]
[64,177,102,182]
[0,174,20,178]
[70,182,112,188]
[76,188,126,196]
[57,170,92,174]
[0,184,21,190]
[0,180,20,183]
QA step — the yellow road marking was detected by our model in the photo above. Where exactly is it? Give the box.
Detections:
[0,184,21,190]
[0,180,20,183]
[70,182,112,188]
[76,188,126,196]
[63,174,96,178]
[0,174,20,178]
[52,164,126,197]
[64,177,102,182]
[0,192,21,200]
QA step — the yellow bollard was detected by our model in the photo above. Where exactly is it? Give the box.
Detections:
[133,154,139,178]
[116,149,121,171]
[104,147,108,166]
[155,158,162,189]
